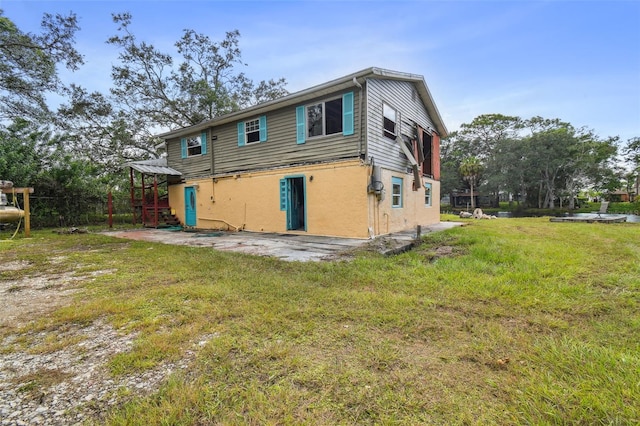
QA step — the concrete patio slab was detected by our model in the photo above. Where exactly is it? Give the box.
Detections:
[104,221,464,262]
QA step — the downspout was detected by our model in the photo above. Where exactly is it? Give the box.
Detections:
[352,77,366,161]
[354,77,375,237]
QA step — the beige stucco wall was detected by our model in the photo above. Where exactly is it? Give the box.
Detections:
[168,160,372,238]
[368,169,440,236]
[167,160,440,238]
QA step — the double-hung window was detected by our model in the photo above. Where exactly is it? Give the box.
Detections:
[181,132,208,158]
[237,115,267,146]
[392,177,403,208]
[296,92,354,144]
[186,136,202,156]
[383,103,397,140]
[245,119,260,144]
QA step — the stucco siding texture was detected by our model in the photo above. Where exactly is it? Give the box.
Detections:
[168,160,372,239]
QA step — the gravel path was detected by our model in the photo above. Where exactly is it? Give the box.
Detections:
[0,261,200,425]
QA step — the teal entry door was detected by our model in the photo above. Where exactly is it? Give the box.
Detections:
[280,176,306,231]
[184,186,197,227]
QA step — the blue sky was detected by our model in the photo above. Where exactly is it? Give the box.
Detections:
[2,0,639,142]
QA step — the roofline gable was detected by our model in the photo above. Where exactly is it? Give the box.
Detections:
[158,67,448,140]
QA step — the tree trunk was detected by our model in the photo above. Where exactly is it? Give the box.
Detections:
[470,183,475,210]
[547,184,555,209]
[538,181,543,209]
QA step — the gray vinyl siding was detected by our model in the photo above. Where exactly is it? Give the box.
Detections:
[212,89,361,175]
[366,78,435,173]
[166,134,212,180]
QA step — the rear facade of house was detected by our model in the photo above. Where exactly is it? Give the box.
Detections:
[160,67,447,239]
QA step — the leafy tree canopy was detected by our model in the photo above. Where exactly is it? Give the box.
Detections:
[56,13,288,171]
[106,13,287,130]
[625,137,640,171]
[441,114,623,208]
[0,9,82,122]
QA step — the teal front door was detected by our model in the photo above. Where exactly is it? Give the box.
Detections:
[285,177,306,231]
[184,187,197,227]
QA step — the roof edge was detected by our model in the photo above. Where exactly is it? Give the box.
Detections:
[159,67,448,139]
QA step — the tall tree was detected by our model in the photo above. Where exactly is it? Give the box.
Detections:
[455,114,523,206]
[57,13,289,170]
[0,118,111,226]
[625,137,640,197]
[0,119,42,186]
[56,84,155,173]
[439,131,468,197]
[0,10,83,123]
[525,122,575,209]
[460,157,482,210]
[522,119,618,208]
[625,137,640,171]
[458,114,523,159]
[444,114,620,209]
[107,13,288,131]
[492,137,534,207]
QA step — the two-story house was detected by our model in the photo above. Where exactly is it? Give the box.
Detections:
[150,67,447,239]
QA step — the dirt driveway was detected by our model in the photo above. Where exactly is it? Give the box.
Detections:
[103,222,463,262]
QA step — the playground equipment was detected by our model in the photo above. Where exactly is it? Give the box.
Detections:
[0,180,33,237]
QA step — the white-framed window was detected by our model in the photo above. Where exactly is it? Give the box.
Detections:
[424,182,432,206]
[237,115,267,146]
[186,136,202,156]
[307,97,343,138]
[383,103,397,140]
[245,118,260,144]
[181,132,207,159]
[392,176,403,208]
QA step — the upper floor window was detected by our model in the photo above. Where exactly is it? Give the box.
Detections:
[186,136,201,156]
[245,119,260,143]
[296,92,354,144]
[181,132,207,158]
[237,115,267,146]
[307,97,343,138]
[383,103,397,140]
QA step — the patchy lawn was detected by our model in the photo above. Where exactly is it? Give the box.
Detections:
[1,217,638,425]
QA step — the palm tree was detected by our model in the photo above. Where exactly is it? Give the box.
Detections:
[460,157,482,210]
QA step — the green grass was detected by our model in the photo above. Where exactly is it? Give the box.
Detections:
[462,200,640,215]
[1,217,639,425]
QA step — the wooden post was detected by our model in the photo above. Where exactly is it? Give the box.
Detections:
[2,187,33,238]
[23,188,30,238]
[141,173,147,226]
[153,175,159,227]
[129,168,136,225]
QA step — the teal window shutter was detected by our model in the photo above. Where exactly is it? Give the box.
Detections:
[259,115,267,142]
[279,179,287,210]
[237,122,245,146]
[200,132,207,154]
[343,92,354,135]
[296,106,305,144]
[181,138,187,159]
